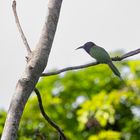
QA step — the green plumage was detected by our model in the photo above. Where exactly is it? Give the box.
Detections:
[90,46,121,78]
[76,42,121,78]
[89,46,111,63]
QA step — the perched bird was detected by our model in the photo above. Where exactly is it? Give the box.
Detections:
[76,42,121,78]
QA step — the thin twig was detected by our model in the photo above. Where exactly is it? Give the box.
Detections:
[12,0,31,55]
[34,88,67,140]
[42,48,140,77]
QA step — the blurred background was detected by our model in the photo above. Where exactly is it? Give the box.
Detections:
[0,0,140,139]
[1,63,140,140]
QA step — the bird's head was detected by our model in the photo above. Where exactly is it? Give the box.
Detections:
[76,42,96,52]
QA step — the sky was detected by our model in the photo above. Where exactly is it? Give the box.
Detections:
[0,0,140,110]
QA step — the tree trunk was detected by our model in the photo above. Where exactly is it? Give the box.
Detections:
[1,0,63,139]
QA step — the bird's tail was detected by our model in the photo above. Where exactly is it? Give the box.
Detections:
[108,62,121,78]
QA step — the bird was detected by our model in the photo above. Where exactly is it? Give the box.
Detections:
[76,42,121,78]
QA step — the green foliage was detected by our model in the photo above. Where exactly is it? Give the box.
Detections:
[0,110,6,138]
[88,130,121,140]
[0,60,140,139]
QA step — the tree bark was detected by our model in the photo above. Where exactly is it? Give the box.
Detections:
[1,0,63,140]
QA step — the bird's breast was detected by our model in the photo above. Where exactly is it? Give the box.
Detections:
[89,47,111,63]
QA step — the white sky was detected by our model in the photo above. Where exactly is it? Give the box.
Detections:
[0,0,140,110]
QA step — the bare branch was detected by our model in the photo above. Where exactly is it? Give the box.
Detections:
[34,88,67,140]
[42,62,99,76]
[42,48,140,77]
[13,0,66,138]
[12,0,31,55]
[1,0,63,140]
[116,48,140,60]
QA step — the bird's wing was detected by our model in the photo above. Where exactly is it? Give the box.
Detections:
[90,46,111,63]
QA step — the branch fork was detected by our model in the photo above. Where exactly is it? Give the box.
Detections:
[2,0,65,140]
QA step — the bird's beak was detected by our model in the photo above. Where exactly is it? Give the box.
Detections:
[75,46,83,50]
